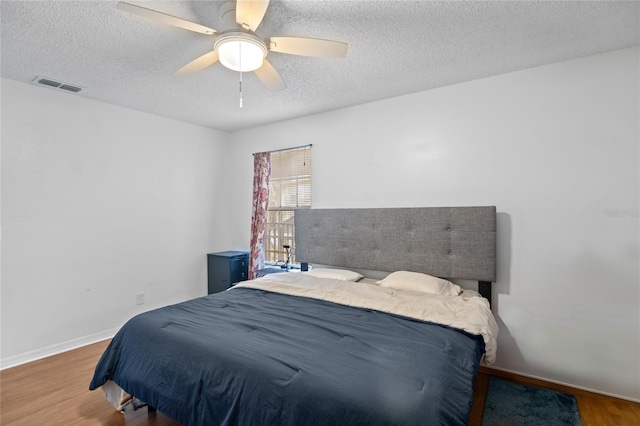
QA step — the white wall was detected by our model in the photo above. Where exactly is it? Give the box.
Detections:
[227,47,640,401]
[1,78,234,365]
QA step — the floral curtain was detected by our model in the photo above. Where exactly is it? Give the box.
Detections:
[249,152,271,279]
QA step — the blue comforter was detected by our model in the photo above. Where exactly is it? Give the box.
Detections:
[90,287,485,425]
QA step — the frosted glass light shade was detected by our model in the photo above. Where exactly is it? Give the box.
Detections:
[217,37,266,72]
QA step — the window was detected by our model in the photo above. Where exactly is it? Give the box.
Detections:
[264,146,311,264]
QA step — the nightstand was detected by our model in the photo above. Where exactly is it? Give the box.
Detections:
[207,251,249,294]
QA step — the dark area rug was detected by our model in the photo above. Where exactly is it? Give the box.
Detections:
[482,377,583,426]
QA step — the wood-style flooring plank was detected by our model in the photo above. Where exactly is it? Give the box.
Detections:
[0,340,178,426]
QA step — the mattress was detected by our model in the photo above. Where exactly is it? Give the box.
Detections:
[90,274,497,425]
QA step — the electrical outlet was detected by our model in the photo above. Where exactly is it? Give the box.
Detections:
[136,292,145,305]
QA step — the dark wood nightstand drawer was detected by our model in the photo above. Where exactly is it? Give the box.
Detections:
[207,251,249,294]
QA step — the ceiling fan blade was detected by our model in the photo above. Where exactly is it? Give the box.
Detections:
[236,0,270,32]
[254,59,285,90]
[117,2,217,35]
[268,37,348,58]
[175,51,220,76]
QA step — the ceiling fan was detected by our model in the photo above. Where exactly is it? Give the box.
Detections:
[117,1,348,91]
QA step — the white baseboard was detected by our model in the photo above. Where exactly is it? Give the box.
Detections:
[486,365,640,404]
[0,328,119,370]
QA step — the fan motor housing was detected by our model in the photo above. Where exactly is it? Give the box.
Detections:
[219,1,239,30]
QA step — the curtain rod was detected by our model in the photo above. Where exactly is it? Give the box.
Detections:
[252,144,312,156]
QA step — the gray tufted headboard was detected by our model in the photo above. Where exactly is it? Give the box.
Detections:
[295,206,496,303]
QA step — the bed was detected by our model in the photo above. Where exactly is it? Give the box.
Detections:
[90,206,498,425]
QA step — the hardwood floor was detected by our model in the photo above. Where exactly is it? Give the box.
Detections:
[0,340,178,426]
[1,340,638,425]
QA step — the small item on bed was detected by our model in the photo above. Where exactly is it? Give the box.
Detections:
[377,270,462,296]
[301,268,363,281]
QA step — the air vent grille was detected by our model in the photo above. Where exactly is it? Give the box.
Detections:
[32,77,83,93]
[37,78,62,88]
[59,84,82,93]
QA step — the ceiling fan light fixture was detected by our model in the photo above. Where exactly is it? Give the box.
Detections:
[215,33,267,72]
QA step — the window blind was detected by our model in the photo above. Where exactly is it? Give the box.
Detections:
[269,147,311,210]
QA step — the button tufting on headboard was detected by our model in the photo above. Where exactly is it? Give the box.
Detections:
[295,206,496,283]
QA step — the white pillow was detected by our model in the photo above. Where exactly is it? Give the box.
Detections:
[303,268,363,282]
[377,271,461,296]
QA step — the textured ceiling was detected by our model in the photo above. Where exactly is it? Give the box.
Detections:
[2,1,638,133]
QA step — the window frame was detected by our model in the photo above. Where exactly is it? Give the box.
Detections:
[264,146,311,265]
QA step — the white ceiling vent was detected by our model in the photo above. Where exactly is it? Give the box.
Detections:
[32,77,83,93]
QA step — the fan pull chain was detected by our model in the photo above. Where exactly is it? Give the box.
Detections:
[239,41,243,108]
[239,74,243,108]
